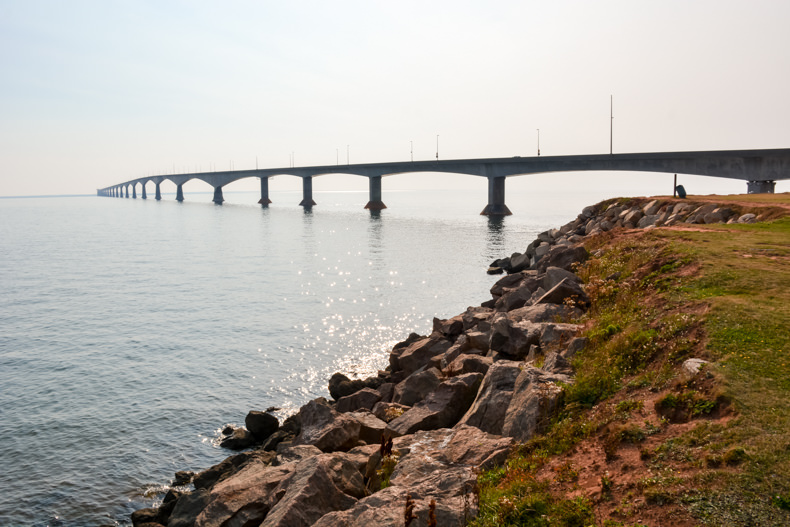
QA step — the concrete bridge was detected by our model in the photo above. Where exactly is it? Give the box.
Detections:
[97,148,790,215]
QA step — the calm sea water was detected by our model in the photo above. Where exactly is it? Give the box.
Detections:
[0,188,599,526]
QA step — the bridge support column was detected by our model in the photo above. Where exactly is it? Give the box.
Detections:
[155,182,162,200]
[176,184,184,202]
[747,180,775,194]
[299,177,316,207]
[213,186,224,204]
[258,176,272,206]
[132,184,137,199]
[141,183,147,199]
[364,176,387,210]
[480,177,512,216]
[125,186,129,198]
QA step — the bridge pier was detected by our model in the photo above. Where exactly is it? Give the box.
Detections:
[132,184,137,199]
[299,177,316,207]
[176,184,184,202]
[364,176,387,210]
[258,176,272,206]
[480,177,512,216]
[747,180,775,194]
[125,186,129,198]
[155,182,162,200]
[141,183,147,199]
[213,186,224,204]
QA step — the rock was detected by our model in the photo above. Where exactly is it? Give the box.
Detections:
[465,330,490,352]
[219,427,256,450]
[295,398,362,452]
[502,367,571,442]
[444,354,493,377]
[390,336,453,376]
[738,213,757,223]
[371,401,410,423]
[261,429,294,452]
[487,266,504,275]
[542,266,581,291]
[542,351,574,375]
[536,245,588,273]
[432,316,464,340]
[488,316,537,359]
[535,277,590,308]
[328,372,366,401]
[508,252,531,273]
[245,410,279,442]
[336,387,382,413]
[703,207,735,224]
[637,214,661,228]
[439,335,471,367]
[173,470,194,486]
[193,450,276,490]
[509,303,583,323]
[642,199,661,216]
[456,360,523,434]
[387,373,484,436]
[131,507,163,527]
[166,489,211,527]
[494,282,538,312]
[490,272,529,299]
[377,382,395,403]
[682,358,709,376]
[461,306,494,330]
[392,367,442,406]
[540,323,582,349]
[272,444,323,466]
[623,209,643,226]
[563,337,589,360]
[347,411,388,445]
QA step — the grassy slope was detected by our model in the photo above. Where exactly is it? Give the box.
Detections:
[471,196,790,527]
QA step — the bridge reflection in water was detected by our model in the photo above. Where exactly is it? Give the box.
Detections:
[98,149,790,215]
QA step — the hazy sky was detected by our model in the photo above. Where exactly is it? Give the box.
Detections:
[1,0,789,197]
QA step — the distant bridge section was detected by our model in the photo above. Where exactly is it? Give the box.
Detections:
[98,148,790,215]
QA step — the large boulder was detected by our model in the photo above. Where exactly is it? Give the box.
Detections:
[536,245,588,273]
[535,277,590,308]
[432,316,464,340]
[502,367,571,442]
[261,454,363,526]
[386,373,484,436]
[389,336,453,376]
[392,367,442,407]
[245,411,279,442]
[328,373,366,401]
[336,387,382,413]
[488,317,537,359]
[456,360,523,434]
[295,398,362,452]
[444,354,493,377]
[490,272,530,299]
[219,427,256,450]
[542,266,581,291]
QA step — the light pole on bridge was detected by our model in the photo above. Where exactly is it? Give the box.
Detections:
[436,135,439,161]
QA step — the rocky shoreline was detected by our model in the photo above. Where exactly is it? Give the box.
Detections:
[131,196,761,527]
